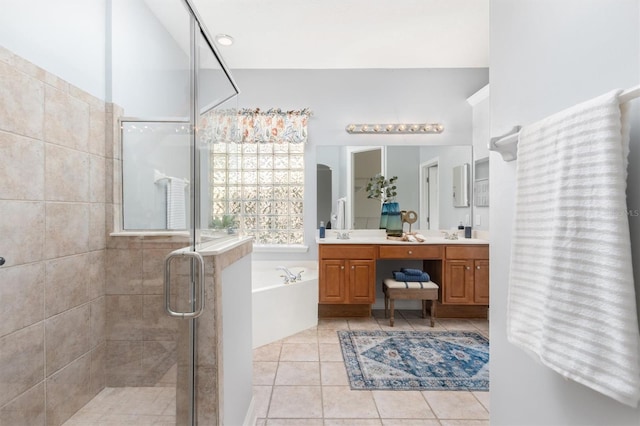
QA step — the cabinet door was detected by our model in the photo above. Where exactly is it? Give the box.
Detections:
[320,260,346,303]
[349,260,376,303]
[473,259,490,304]
[443,260,474,304]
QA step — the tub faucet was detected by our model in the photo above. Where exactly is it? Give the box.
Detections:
[277,266,297,283]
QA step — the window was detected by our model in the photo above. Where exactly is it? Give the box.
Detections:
[209,141,304,244]
[204,108,309,245]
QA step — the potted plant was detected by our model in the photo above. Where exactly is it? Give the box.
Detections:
[209,214,238,235]
[365,174,402,235]
[365,173,397,202]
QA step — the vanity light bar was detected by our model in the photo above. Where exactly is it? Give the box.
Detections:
[345,123,444,134]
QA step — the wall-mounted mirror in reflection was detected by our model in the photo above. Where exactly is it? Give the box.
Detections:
[316,145,473,232]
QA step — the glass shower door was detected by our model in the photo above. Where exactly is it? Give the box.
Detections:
[114,0,238,424]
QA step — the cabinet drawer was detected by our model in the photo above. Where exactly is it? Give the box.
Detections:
[445,245,489,260]
[319,245,376,260]
[378,245,443,259]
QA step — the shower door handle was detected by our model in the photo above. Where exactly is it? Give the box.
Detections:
[164,251,205,319]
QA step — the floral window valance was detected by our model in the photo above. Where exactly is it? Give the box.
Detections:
[200,108,311,144]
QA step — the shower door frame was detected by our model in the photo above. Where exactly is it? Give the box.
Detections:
[122,1,239,424]
[180,2,240,424]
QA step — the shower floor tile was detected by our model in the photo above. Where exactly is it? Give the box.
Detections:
[62,387,175,425]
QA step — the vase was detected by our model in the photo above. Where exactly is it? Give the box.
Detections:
[384,202,403,237]
[379,201,393,229]
[380,202,402,235]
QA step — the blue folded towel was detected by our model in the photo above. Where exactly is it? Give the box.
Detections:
[401,268,425,276]
[393,271,430,282]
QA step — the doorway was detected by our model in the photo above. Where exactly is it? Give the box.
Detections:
[347,147,385,229]
[420,159,439,231]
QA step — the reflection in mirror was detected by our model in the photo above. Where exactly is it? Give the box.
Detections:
[452,163,470,208]
[316,145,473,232]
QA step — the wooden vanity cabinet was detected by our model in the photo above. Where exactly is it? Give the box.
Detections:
[443,246,489,305]
[319,245,376,304]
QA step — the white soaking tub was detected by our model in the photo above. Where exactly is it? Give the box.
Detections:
[251,260,319,348]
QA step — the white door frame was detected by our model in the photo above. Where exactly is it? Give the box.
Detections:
[419,157,439,231]
[346,146,385,229]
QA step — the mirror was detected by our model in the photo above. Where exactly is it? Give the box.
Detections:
[452,163,470,207]
[317,145,474,231]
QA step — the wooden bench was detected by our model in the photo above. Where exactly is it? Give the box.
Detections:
[383,278,439,327]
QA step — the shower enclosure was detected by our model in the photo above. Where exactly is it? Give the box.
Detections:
[112,0,239,424]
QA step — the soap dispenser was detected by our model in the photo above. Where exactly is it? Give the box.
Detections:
[319,221,326,239]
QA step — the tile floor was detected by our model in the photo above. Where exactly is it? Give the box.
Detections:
[63,310,489,425]
[254,309,489,426]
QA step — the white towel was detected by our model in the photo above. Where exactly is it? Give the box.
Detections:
[507,90,640,407]
[167,178,187,230]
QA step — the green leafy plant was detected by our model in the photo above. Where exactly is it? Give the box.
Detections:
[209,214,238,232]
[365,174,398,202]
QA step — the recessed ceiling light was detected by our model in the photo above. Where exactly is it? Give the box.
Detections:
[215,34,234,46]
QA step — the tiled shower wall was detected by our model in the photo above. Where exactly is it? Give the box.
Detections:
[0,47,188,425]
[0,46,108,425]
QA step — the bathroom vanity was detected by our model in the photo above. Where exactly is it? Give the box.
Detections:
[317,231,489,318]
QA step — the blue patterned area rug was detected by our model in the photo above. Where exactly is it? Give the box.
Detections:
[338,330,489,391]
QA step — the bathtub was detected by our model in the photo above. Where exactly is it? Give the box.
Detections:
[251,260,319,348]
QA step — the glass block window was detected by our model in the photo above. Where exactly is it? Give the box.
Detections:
[210,141,304,245]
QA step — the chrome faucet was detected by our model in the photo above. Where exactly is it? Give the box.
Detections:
[336,231,351,240]
[277,266,302,283]
[441,231,459,240]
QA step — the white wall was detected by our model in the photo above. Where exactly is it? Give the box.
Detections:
[0,0,107,99]
[111,0,190,117]
[468,85,490,230]
[490,1,640,424]
[231,68,488,260]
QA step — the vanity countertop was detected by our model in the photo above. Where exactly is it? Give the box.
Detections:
[316,230,489,245]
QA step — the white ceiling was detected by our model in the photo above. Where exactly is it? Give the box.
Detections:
[188,0,489,69]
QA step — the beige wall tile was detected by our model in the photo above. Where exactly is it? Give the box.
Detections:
[111,159,122,210]
[45,144,89,202]
[142,341,177,385]
[0,201,45,266]
[43,73,69,93]
[45,304,91,376]
[0,324,44,407]
[43,85,89,151]
[67,85,104,110]
[142,248,168,295]
[45,353,91,426]
[142,295,178,341]
[11,54,47,82]
[0,61,44,139]
[0,263,44,338]
[89,155,105,203]
[45,254,89,317]
[106,295,144,341]
[88,106,106,157]
[90,297,106,349]
[0,131,44,200]
[45,202,89,259]
[89,344,106,398]
[0,382,45,426]
[105,248,142,294]
[105,158,114,205]
[105,341,143,387]
[87,250,105,300]
[88,204,106,251]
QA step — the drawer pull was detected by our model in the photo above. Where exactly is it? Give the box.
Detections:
[408,250,413,255]
[477,265,481,270]
[341,266,345,270]
[466,266,471,270]
[351,266,355,270]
